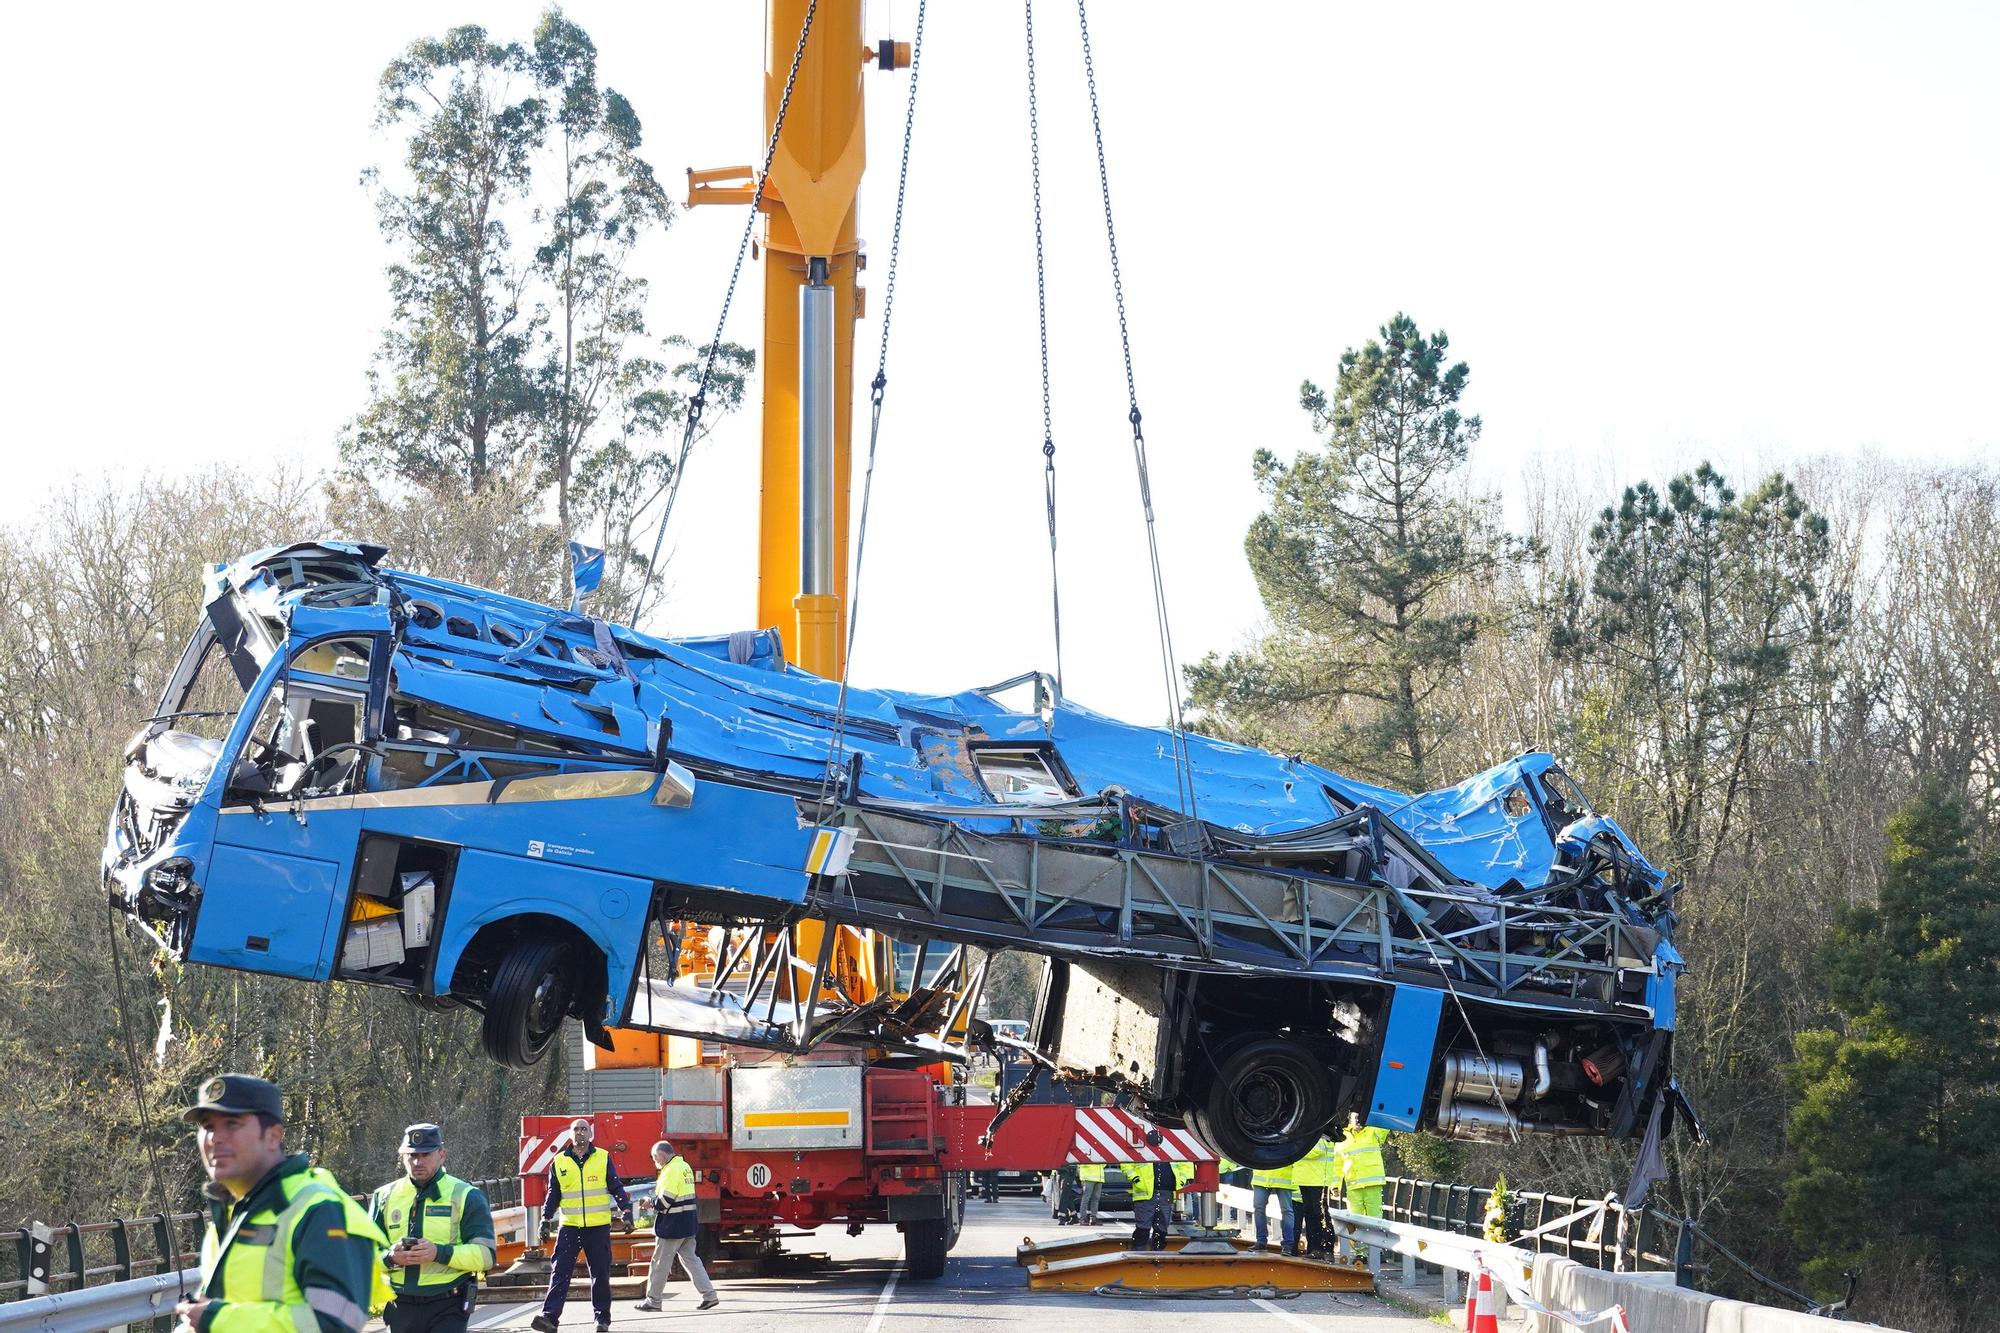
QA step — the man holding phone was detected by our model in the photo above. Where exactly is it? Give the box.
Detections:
[368,1125,495,1333]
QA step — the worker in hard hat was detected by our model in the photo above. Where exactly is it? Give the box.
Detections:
[1248,1159,1297,1254]
[1290,1134,1340,1258]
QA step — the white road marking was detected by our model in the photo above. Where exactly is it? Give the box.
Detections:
[862,1264,902,1333]
[1252,1296,1326,1332]
[470,1302,536,1328]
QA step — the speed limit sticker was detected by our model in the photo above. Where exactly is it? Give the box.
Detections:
[744,1162,773,1190]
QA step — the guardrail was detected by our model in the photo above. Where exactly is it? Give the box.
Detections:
[0,1267,200,1333]
[2,1175,523,1304]
[1383,1176,1685,1277]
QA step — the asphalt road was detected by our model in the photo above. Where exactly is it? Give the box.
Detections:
[474,1197,1435,1333]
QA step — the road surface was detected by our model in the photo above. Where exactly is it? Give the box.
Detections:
[475,1197,1437,1332]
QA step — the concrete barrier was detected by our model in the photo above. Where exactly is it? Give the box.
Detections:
[1530,1256,1906,1333]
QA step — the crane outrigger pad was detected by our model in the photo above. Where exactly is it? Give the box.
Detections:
[1017,1228,1374,1294]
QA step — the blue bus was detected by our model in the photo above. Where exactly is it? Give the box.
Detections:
[106,542,1689,1166]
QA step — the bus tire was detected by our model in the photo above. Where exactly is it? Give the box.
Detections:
[481,937,574,1067]
[1199,1034,1330,1169]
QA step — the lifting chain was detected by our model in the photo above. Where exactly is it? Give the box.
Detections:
[814,0,930,818]
[1074,0,1199,820]
[1025,0,1065,696]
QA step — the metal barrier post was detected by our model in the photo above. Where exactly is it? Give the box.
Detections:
[1674,1218,1694,1288]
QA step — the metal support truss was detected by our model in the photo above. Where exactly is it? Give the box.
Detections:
[808,806,1663,1018]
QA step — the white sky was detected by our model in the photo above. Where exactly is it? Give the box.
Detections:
[3,2,1995,723]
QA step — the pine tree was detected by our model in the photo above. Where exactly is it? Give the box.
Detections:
[1186,314,1507,790]
[1784,787,2000,1296]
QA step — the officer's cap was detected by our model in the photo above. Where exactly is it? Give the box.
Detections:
[183,1074,285,1124]
[402,1123,445,1152]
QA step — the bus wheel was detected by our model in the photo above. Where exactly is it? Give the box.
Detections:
[1198,1035,1331,1168]
[481,938,574,1067]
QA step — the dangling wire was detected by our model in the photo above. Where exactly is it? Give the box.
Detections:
[106,908,188,1296]
[1074,0,1199,822]
[812,0,929,824]
[631,0,822,624]
[1024,0,1064,697]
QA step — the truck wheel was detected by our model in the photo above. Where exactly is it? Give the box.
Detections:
[903,1218,949,1280]
[1199,1035,1331,1169]
[481,938,574,1067]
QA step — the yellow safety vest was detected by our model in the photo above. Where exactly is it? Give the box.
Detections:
[1120,1162,1155,1201]
[553,1148,614,1227]
[1077,1163,1106,1183]
[373,1173,490,1292]
[1292,1137,1340,1187]
[655,1158,697,1230]
[1338,1126,1389,1189]
[201,1166,390,1332]
[1171,1162,1195,1191]
[1249,1163,1294,1191]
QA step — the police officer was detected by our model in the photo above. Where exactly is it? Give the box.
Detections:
[369,1125,495,1333]
[530,1118,631,1333]
[633,1140,717,1312]
[174,1075,387,1333]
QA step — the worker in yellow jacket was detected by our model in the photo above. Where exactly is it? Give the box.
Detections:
[1076,1161,1107,1226]
[1248,1161,1296,1253]
[1334,1113,1391,1260]
[176,1075,388,1333]
[1290,1136,1340,1258]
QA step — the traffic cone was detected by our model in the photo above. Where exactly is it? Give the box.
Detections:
[1471,1269,1501,1333]
[1462,1278,1477,1330]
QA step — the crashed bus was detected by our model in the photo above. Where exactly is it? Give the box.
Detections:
[106,542,1687,1166]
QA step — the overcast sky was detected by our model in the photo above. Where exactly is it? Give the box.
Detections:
[3,2,1994,723]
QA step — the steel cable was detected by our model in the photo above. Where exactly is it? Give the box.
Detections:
[1073,0,1199,822]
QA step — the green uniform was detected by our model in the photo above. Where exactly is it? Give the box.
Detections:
[195,1155,387,1333]
[368,1172,495,1298]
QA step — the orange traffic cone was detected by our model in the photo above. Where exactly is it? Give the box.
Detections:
[1470,1269,1501,1333]
[1462,1275,1477,1329]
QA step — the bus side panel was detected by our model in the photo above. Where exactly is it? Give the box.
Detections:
[1364,986,1446,1131]
[190,841,348,980]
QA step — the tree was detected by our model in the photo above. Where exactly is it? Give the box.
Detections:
[1187,313,1505,790]
[1559,465,1843,877]
[525,10,675,576]
[346,24,547,491]
[1784,787,2000,1301]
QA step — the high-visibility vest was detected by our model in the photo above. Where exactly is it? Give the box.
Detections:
[553,1148,615,1227]
[1291,1137,1340,1187]
[655,1157,697,1238]
[1249,1163,1294,1192]
[1338,1126,1389,1189]
[1077,1163,1106,1183]
[373,1173,490,1293]
[1171,1162,1195,1191]
[201,1166,389,1333]
[1121,1162,1155,1201]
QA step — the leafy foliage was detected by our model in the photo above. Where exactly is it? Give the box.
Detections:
[341,8,751,608]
